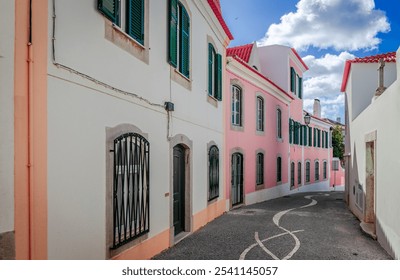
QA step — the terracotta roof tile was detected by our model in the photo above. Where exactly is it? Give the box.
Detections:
[341,51,397,92]
[227,44,253,63]
[350,52,396,63]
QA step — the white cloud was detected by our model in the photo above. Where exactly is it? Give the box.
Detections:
[258,0,390,51]
[302,52,355,120]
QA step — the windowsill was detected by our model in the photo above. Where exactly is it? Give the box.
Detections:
[170,66,192,90]
[231,124,244,132]
[207,196,219,204]
[276,137,283,143]
[255,184,265,191]
[207,94,218,108]
[256,130,265,136]
[104,19,149,64]
[276,181,282,185]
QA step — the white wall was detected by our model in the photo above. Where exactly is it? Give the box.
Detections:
[0,0,15,234]
[347,50,400,259]
[350,63,396,121]
[47,0,226,259]
[257,45,290,92]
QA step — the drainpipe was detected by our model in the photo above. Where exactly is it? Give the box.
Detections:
[27,0,33,259]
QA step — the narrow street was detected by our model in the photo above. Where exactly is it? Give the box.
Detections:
[154,192,392,260]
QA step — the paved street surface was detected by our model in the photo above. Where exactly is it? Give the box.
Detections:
[153,192,392,260]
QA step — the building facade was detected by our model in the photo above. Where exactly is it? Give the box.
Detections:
[225,43,337,208]
[341,49,400,259]
[1,0,232,260]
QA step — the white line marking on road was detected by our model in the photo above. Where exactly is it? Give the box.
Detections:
[239,194,330,260]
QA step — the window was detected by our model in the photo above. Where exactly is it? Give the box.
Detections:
[98,0,145,45]
[208,44,222,100]
[231,85,242,126]
[277,109,282,139]
[290,162,295,188]
[298,162,302,185]
[305,161,310,183]
[111,132,150,249]
[277,157,282,182]
[290,67,302,99]
[308,126,312,146]
[256,153,264,185]
[289,118,293,143]
[169,0,190,78]
[315,161,320,181]
[208,145,219,201]
[256,97,264,131]
[322,131,325,148]
[323,161,327,180]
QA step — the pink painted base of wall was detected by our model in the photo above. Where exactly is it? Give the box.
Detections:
[112,229,170,260]
[192,200,226,232]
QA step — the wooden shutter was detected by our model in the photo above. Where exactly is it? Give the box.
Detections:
[169,0,178,67]
[180,6,190,77]
[309,126,312,146]
[98,0,119,23]
[298,77,302,99]
[216,53,222,101]
[289,119,293,144]
[127,0,144,44]
[290,67,295,92]
[208,44,214,96]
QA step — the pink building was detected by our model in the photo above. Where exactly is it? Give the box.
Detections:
[225,44,338,208]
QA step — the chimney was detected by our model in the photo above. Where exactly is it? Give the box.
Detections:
[375,58,387,96]
[313,99,321,118]
[336,117,341,123]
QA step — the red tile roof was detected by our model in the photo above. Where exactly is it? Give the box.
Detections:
[229,55,294,101]
[207,0,234,40]
[341,51,397,92]
[227,44,253,63]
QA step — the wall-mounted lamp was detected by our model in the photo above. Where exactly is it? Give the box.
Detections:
[304,112,311,126]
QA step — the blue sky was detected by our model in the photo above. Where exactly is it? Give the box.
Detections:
[220,0,400,121]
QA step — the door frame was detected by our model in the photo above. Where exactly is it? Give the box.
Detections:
[169,134,193,245]
[230,147,245,209]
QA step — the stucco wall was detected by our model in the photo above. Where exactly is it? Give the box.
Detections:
[347,62,400,259]
[47,0,227,259]
[0,0,15,235]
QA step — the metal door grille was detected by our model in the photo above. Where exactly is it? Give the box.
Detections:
[208,145,219,201]
[112,132,150,249]
[232,153,243,206]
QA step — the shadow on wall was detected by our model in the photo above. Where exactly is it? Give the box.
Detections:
[376,218,396,259]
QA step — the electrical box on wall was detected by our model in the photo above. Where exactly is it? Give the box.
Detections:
[164,101,174,111]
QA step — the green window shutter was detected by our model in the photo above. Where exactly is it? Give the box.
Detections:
[318,129,321,147]
[290,67,295,92]
[208,44,214,96]
[303,126,307,145]
[127,0,144,44]
[309,126,312,146]
[299,77,302,99]
[168,0,178,67]
[180,6,190,78]
[289,119,293,144]
[300,125,303,145]
[216,53,222,101]
[313,128,316,147]
[98,0,119,24]
[326,131,329,148]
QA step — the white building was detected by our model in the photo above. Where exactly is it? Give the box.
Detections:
[0,0,232,260]
[341,49,400,259]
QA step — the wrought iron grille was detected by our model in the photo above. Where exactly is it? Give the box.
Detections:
[208,145,219,201]
[112,132,150,249]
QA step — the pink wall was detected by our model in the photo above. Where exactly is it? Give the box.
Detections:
[225,70,289,202]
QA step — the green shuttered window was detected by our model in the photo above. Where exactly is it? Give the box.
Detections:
[98,0,144,45]
[169,0,190,78]
[290,67,295,93]
[208,44,222,101]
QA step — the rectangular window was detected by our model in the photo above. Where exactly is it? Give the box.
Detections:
[98,0,145,44]
[323,161,327,179]
[290,162,295,188]
[298,76,303,99]
[305,162,310,183]
[277,157,282,182]
[209,146,219,201]
[169,0,190,78]
[231,85,242,126]
[308,126,312,146]
[256,97,264,132]
[208,44,222,101]
[315,161,320,181]
[298,162,302,185]
[256,153,264,185]
[290,67,296,93]
[277,109,282,139]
